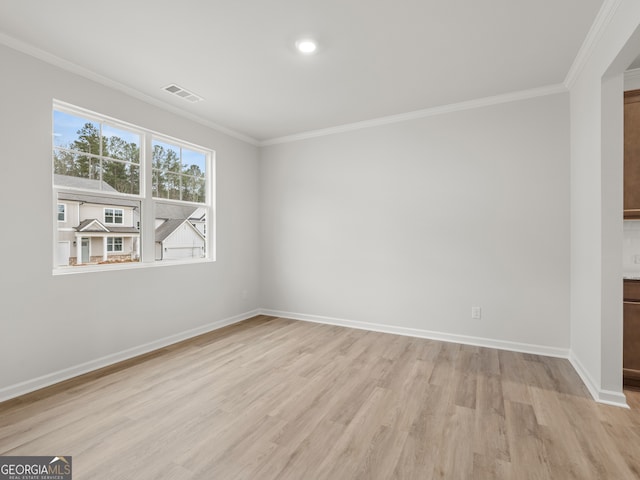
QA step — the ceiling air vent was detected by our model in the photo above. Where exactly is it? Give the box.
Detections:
[163,84,203,103]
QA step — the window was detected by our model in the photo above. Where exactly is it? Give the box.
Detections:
[104,208,123,224]
[53,102,213,272]
[152,140,206,202]
[53,110,140,195]
[57,204,66,222]
[107,237,123,252]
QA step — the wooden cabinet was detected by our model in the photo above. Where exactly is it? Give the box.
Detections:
[624,90,640,387]
[624,89,640,218]
[623,280,640,388]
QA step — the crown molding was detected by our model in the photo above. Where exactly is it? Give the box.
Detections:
[259,84,568,146]
[564,0,623,88]
[0,32,259,146]
[0,28,582,149]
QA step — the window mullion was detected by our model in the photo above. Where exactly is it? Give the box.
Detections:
[98,123,103,188]
[141,132,154,264]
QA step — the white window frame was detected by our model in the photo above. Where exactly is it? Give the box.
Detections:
[107,237,123,252]
[52,101,215,275]
[104,208,124,225]
[57,203,66,222]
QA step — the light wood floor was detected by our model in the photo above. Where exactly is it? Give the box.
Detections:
[1,315,640,479]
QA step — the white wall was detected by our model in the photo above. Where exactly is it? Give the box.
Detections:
[569,0,640,405]
[0,44,261,397]
[260,93,570,350]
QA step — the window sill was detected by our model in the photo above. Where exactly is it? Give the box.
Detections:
[52,257,215,276]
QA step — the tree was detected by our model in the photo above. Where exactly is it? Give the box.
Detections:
[103,136,140,194]
[182,165,205,202]
[54,122,140,194]
[152,144,181,199]
[54,122,204,201]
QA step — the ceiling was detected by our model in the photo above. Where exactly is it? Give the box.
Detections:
[0,0,605,142]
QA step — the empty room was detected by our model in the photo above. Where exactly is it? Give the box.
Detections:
[1,1,640,479]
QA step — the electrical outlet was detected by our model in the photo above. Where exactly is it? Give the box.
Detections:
[471,306,482,319]
[634,255,640,264]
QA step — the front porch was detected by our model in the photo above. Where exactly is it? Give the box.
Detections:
[74,233,140,265]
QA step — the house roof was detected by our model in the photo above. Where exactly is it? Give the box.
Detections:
[189,207,207,221]
[155,219,187,242]
[105,226,140,234]
[155,218,205,243]
[54,174,117,192]
[76,218,139,234]
[56,175,140,208]
[77,219,108,232]
[58,193,139,208]
[155,203,198,220]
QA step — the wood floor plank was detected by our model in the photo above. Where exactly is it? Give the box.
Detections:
[504,400,553,480]
[260,419,344,480]
[431,405,475,479]
[2,316,640,479]
[473,453,512,480]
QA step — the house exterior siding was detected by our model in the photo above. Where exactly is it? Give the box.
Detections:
[56,198,140,266]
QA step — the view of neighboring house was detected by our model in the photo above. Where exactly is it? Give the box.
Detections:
[154,204,206,261]
[55,175,206,266]
[189,207,207,237]
[55,175,140,266]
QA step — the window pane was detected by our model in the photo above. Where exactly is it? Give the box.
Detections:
[154,202,206,262]
[182,149,206,177]
[56,192,140,267]
[166,173,182,200]
[153,171,182,200]
[102,160,140,195]
[57,204,65,221]
[152,169,161,198]
[53,110,101,155]
[152,140,181,173]
[103,124,140,163]
[181,175,206,203]
[105,208,123,224]
[53,152,103,185]
[152,169,177,199]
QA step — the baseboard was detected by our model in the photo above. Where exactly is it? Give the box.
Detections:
[263,309,633,408]
[569,351,629,409]
[260,309,570,358]
[0,309,261,403]
[4,307,629,409]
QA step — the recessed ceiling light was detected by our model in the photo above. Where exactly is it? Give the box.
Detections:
[295,39,317,54]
